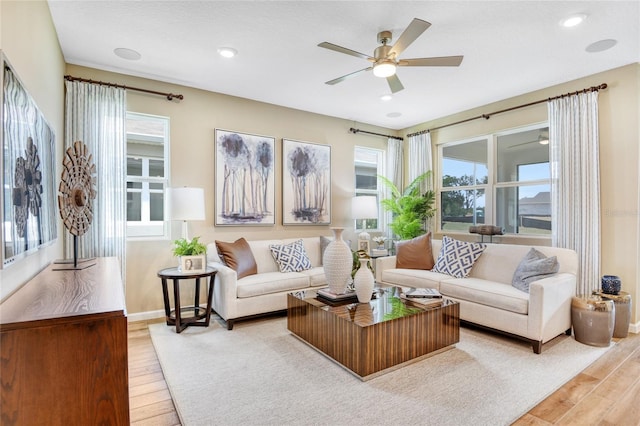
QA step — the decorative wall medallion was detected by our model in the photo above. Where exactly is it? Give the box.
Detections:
[58,140,97,236]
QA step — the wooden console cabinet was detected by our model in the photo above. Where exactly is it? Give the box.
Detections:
[0,257,129,425]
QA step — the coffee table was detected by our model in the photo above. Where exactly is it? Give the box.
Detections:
[287,286,460,380]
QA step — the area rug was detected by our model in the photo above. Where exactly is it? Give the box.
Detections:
[149,317,611,426]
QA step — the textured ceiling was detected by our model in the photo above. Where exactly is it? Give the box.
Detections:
[47,1,639,130]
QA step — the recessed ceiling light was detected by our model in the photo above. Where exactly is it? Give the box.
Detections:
[114,48,141,61]
[586,39,617,53]
[217,47,237,58]
[561,14,587,28]
[380,94,393,102]
[386,112,402,118]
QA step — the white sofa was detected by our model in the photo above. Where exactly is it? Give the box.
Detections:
[375,239,578,353]
[206,237,328,329]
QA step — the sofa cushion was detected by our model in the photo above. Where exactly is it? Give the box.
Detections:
[433,236,486,278]
[299,266,328,287]
[440,277,529,315]
[215,238,258,279]
[512,248,559,292]
[395,232,435,270]
[236,271,311,298]
[381,268,451,290]
[269,239,313,272]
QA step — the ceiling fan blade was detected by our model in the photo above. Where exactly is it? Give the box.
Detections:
[318,42,373,61]
[388,18,431,58]
[387,74,404,93]
[325,67,373,85]
[399,56,464,67]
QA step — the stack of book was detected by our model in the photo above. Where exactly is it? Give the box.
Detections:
[400,288,443,307]
[317,287,358,303]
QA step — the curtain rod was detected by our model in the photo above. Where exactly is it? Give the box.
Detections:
[406,83,607,138]
[349,127,403,141]
[64,75,184,101]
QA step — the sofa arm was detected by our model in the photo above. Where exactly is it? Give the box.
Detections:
[374,256,397,282]
[527,272,576,342]
[208,261,238,321]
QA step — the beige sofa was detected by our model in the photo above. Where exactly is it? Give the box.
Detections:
[206,237,327,329]
[375,239,578,353]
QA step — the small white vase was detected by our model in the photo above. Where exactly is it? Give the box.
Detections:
[323,228,352,294]
[354,258,375,303]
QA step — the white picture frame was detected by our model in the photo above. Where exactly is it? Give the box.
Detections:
[181,255,206,273]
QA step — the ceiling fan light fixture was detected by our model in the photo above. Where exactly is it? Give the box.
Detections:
[373,61,396,78]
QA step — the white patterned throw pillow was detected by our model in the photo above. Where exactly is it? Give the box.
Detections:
[269,239,312,273]
[433,236,486,278]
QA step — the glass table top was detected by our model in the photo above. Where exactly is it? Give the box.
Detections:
[290,286,456,327]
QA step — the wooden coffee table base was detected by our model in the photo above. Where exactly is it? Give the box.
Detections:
[287,292,460,381]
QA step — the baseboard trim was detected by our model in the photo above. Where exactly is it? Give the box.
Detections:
[629,321,640,334]
[128,309,164,323]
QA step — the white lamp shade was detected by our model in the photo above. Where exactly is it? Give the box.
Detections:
[171,187,205,221]
[351,196,378,220]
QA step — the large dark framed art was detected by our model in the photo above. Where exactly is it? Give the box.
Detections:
[214,129,275,226]
[282,138,331,225]
[1,56,57,268]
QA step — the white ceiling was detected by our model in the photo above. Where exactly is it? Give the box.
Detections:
[47,1,639,130]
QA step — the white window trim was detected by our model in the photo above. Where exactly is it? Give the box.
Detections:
[354,146,385,232]
[126,112,171,241]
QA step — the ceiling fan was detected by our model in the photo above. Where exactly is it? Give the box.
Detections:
[318,18,463,93]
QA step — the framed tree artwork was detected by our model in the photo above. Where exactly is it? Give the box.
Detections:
[214,129,275,226]
[1,56,58,268]
[282,139,331,225]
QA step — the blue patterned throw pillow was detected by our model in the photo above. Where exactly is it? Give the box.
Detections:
[433,236,486,278]
[269,239,312,273]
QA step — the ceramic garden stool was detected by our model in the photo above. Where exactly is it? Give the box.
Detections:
[593,291,632,338]
[571,295,615,347]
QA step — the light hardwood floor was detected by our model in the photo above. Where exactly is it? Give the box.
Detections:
[129,319,640,425]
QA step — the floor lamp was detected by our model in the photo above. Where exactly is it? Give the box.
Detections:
[170,187,205,240]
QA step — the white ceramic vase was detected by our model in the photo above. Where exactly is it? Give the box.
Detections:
[354,258,375,303]
[323,228,353,294]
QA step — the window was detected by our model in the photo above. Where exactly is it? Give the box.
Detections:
[354,147,385,231]
[438,124,550,235]
[126,113,170,238]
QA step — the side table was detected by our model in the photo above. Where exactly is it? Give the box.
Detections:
[571,295,615,347]
[593,291,632,338]
[157,266,217,333]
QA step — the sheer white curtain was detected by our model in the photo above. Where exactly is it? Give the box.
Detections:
[64,80,127,282]
[408,132,433,191]
[385,138,403,238]
[408,132,434,230]
[548,91,600,296]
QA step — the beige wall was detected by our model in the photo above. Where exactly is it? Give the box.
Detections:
[65,64,395,316]
[0,1,65,300]
[403,63,640,327]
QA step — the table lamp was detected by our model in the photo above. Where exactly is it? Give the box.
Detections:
[171,187,205,240]
[352,196,378,253]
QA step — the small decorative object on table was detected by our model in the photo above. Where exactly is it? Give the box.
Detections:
[372,236,386,249]
[601,275,622,295]
[172,236,207,272]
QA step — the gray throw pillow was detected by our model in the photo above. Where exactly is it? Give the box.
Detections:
[512,248,559,292]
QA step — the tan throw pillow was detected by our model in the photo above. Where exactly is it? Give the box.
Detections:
[395,232,434,270]
[215,238,257,279]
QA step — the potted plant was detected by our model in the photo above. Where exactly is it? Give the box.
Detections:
[378,171,436,240]
[172,236,207,272]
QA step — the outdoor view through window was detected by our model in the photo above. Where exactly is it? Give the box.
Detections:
[439,125,550,235]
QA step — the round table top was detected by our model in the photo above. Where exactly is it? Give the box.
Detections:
[157,266,216,279]
[592,290,631,302]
